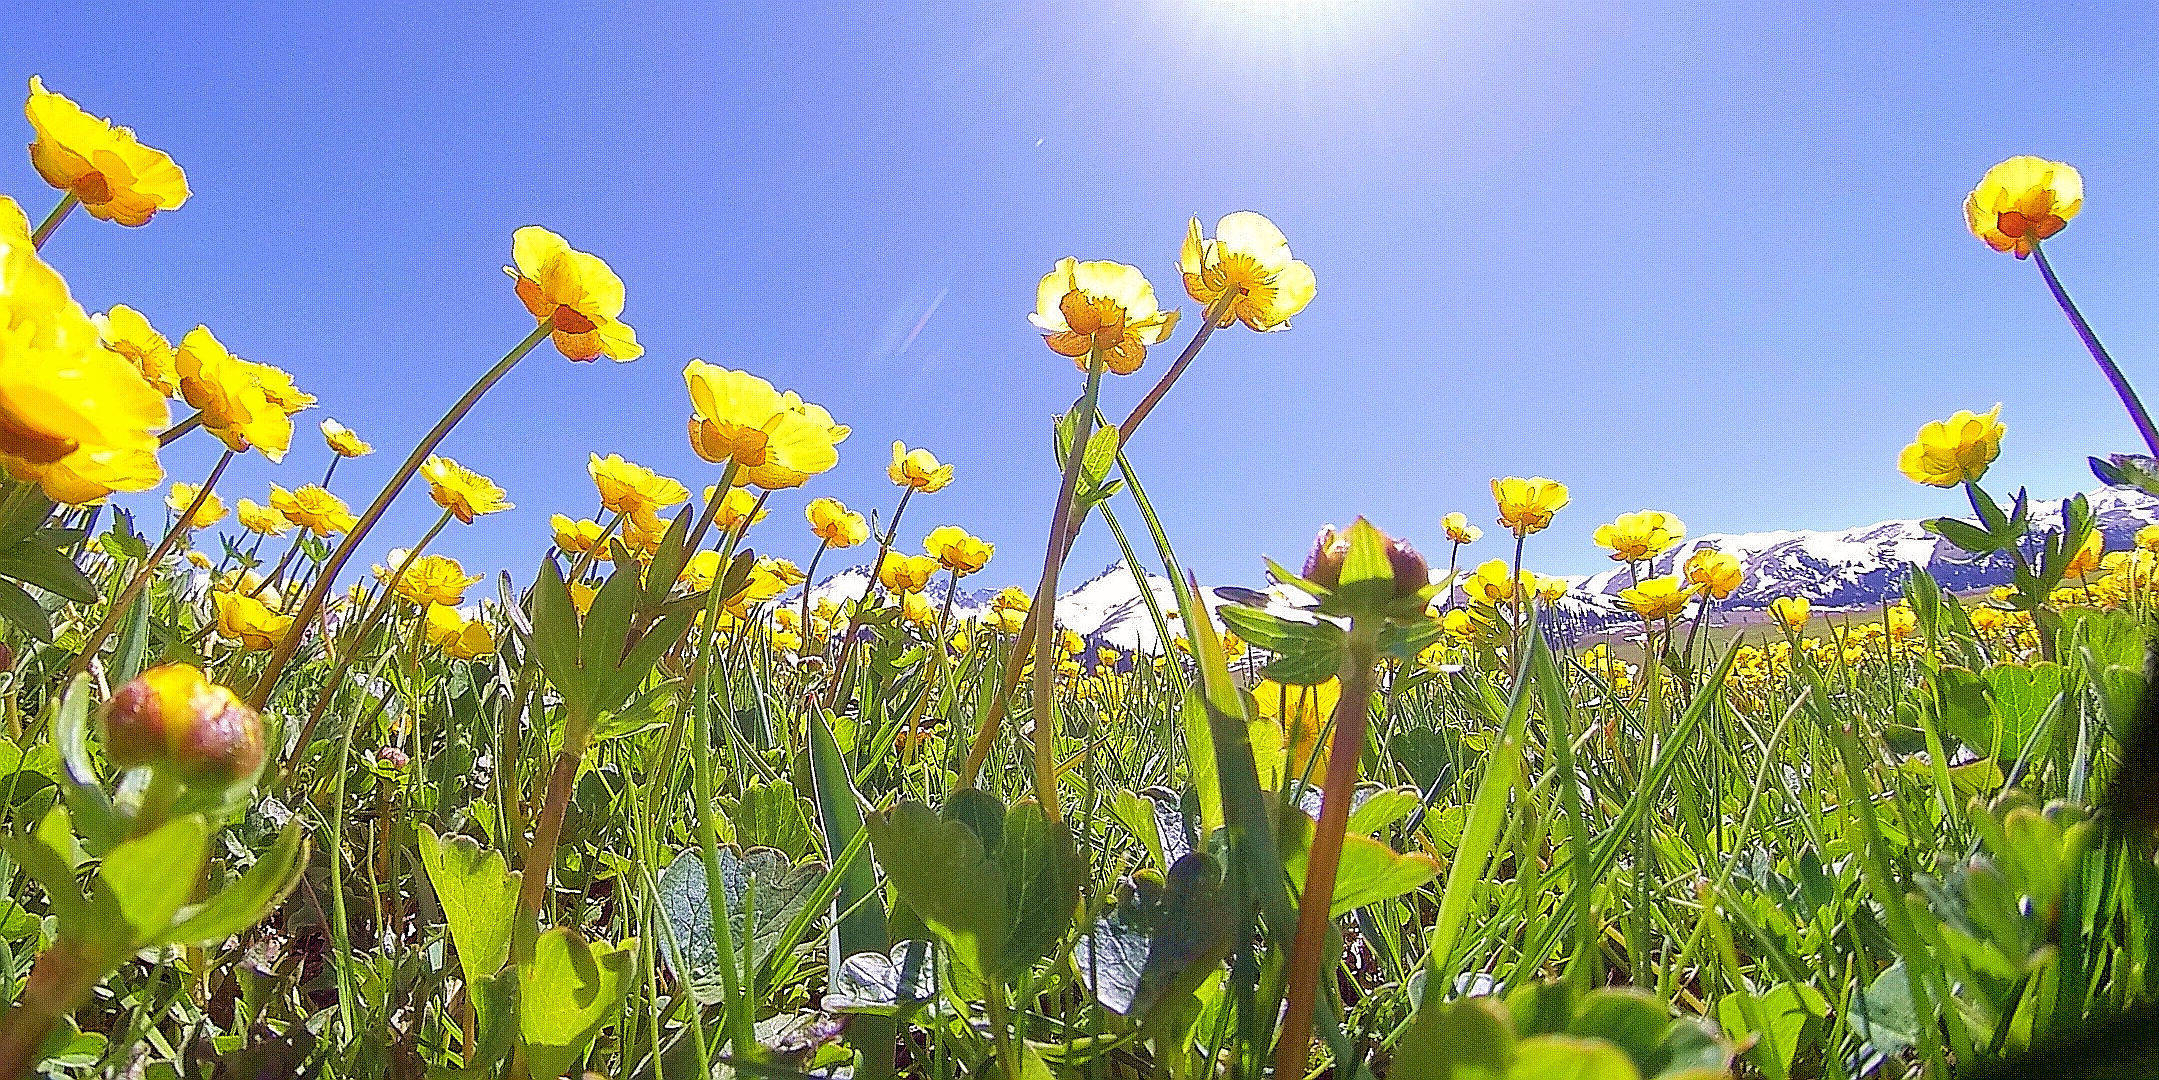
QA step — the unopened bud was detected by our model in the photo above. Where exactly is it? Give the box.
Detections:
[1303,524,1351,589]
[101,664,266,785]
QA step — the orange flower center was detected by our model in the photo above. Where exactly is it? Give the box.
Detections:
[551,305,597,335]
[1996,210,2065,241]
[71,171,112,205]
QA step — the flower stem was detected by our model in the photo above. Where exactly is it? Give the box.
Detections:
[1026,347,1108,821]
[67,449,235,681]
[817,488,915,704]
[0,938,111,1079]
[2033,243,2159,457]
[1273,619,1379,1080]
[29,193,78,250]
[158,410,203,447]
[246,324,550,709]
[1115,286,1241,446]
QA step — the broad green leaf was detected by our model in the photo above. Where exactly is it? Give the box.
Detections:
[1073,853,1233,1020]
[1507,1035,1643,1080]
[1393,996,1515,1079]
[0,579,51,642]
[1715,983,1827,1078]
[824,940,936,1016]
[414,826,520,986]
[158,821,307,947]
[516,928,636,1079]
[998,799,1081,980]
[655,846,827,1003]
[862,801,1007,980]
[1280,813,1440,917]
[96,815,211,946]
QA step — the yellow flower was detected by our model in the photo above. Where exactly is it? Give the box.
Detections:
[235,497,291,537]
[568,580,598,618]
[1534,574,1568,603]
[2065,530,2105,579]
[678,549,721,592]
[506,226,641,362]
[1898,405,2005,488]
[1441,512,1482,546]
[1965,156,2081,259]
[1251,678,1339,790]
[764,557,807,587]
[94,305,178,397]
[216,570,280,607]
[550,515,610,560]
[710,486,768,531]
[424,605,496,660]
[174,326,292,461]
[422,455,512,524]
[0,198,167,502]
[806,497,869,548]
[900,590,938,628]
[1684,548,1743,600]
[1619,576,1695,621]
[1593,510,1686,562]
[588,453,687,533]
[320,418,373,457]
[1769,596,1810,631]
[165,482,226,530]
[1490,476,1569,537]
[1463,559,1534,605]
[923,525,992,576]
[1029,257,1179,375]
[1180,212,1316,331]
[880,553,940,595]
[2137,524,2159,553]
[888,442,953,493]
[682,362,842,490]
[269,484,355,537]
[729,559,792,609]
[211,589,291,651]
[24,77,189,227]
[617,511,668,563]
[374,550,481,607]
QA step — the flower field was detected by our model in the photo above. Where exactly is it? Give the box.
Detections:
[1,76,2156,1080]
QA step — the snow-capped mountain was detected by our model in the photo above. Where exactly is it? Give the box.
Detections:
[795,487,2159,654]
[1537,485,2159,637]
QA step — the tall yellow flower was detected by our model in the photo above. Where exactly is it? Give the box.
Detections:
[212,590,291,651]
[1441,512,1482,546]
[1769,596,1810,631]
[889,442,952,493]
[94,304,178,397]
[2138,524,2159,553]
[269,483,356,537]
[1898,405,2005,488]
[923,525,993,576]
[681,362,841,490]
[1618,576,1695,621]
[2065,530,2105,580]
[710,485,768,531]
[1463,559,1534,605]
[551,515,610,560]
[1965,156,2081,259]
[805,497,869,548]
[1180,212,1315,331]
[24,77,189,227]
[1684,548,1743,600]
[764,557,807,587]
[375,550,482,607]
[165,482,226,530]
[506,226,641,362]
[1490,477,1569,538]
[1593,510,1686,563]
[320,418,373,458]
[0,197,167,502]
[879,553,940,594]
[174,326,293,461]
[425,604,496,660]
[422,455,512,524]
[1029,258,1179,375]
[588,453,687,533]
[1251,677,1339,790]
[235,497,292,537]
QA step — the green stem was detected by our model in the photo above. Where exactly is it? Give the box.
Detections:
[29,193,78,250]
[1028,346,1108,820]
[67,449,235,681]
[246,323,550,709]
[158,410,203,447]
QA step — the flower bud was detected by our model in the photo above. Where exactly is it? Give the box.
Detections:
[1302,524,1350,589]
[100,664,266,785]
[1385,536,1431,597]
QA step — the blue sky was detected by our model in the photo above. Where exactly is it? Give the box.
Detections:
[9,1,2159,589]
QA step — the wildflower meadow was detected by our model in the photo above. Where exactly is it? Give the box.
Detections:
[0,69,2154,1080]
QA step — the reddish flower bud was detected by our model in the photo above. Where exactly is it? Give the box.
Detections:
[100,664,265,785]
[1303,524,1350,589]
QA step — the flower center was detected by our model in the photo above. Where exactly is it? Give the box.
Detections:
[552,305,597,335]
[71,171,112,205]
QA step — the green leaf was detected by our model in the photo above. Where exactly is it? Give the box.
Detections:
[825,940,937,1016]
[655,846,827,1003]
[95,815,211,947]
[0,538,96,604]
[1850,961,1919,1056]
[158,821,307,948]
[107,586,151,685]
[808,709,885,962]
[862,801,1007,980]
[1982,662,2066,764]
[1281,813,1440,917]
[1393,995,1515,1079]
[1332,518,1397,611]
[1507,1035,1643,1080]
[1715,983,1827,1078]
[527,561,585,710]
[1073,853,1233,1020]
[516,927,636,1079]
[414,826,520,987]
[997,799,1081,980]
[1922,517,1998,555]
[7,806,87,927]
[0,579,52,643]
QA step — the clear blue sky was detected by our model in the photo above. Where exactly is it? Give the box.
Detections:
[9,1,2159,589]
